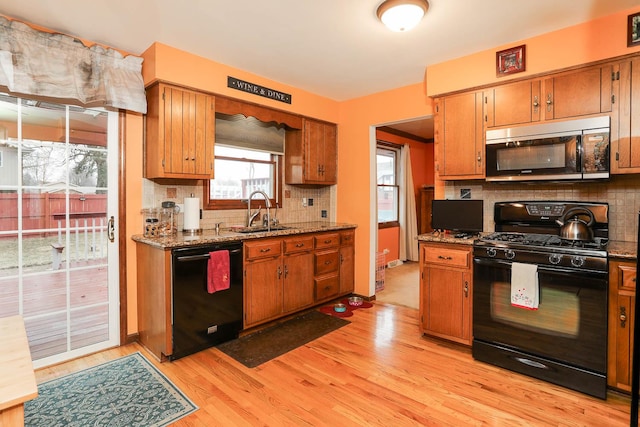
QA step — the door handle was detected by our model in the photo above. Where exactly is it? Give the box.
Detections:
[108,216,115,243]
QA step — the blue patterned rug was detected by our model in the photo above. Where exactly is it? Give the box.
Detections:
[25,352,198,427]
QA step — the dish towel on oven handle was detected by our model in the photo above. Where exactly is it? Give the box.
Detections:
[207,250,230,294]
[510,262,539,310]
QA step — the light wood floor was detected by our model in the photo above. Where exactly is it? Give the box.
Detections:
[34,303,631,426]
[375,261,419,309]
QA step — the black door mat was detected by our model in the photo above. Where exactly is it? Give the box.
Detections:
[216,310,350,368]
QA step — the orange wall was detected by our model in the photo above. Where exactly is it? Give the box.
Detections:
[427,6,640,96]
[338,83,434,296]
[377,227,399,262]
[142,43,338,123]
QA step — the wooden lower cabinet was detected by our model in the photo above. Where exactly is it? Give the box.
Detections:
[607,258,637,392]
[314,232,341,301]
[283,236,315,313]
[339,230,355,295]
[244,229,356,329]
[244,238,285,328]
[419,242,473,346]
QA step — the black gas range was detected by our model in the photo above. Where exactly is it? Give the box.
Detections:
[472,201,610,399]
[474,201,609,270]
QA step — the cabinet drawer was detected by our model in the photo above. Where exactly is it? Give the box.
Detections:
[245,239,282,260]
[314,233,340,250]
[340,230,355,245]
[424,246,469,268]
[283,236,314,254]
[620,265,637,292]
[315,274,339,300]
[315,250,339,275]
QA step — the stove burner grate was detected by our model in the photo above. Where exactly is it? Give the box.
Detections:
[480,232,608,251]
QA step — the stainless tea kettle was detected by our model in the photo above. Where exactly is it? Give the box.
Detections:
[555,207,595,241]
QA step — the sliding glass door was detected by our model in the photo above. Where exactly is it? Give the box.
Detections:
[0,93,119,368]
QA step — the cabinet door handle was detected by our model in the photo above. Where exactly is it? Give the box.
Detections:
[546,93,553,111]
[533,95,539,109]
[284,265,289,278]
[277,266,282,279]
[620,306,627,328]
[477,152,481,163]
[340,254,344,264]
[464,281,469,297]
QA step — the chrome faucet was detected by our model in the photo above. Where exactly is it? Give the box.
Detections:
[246,190,272,228]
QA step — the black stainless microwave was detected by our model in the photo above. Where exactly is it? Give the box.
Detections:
[485,116,610,182]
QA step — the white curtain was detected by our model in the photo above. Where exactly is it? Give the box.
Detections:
[399,144,419,262]
[0,16,147,114]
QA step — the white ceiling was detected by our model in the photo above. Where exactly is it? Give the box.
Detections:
[0,0,637,139]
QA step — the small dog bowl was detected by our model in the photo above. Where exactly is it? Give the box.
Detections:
[333,303,347,313]
[347,296,363,307]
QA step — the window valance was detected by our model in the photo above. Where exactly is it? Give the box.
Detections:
[0,16,147,114]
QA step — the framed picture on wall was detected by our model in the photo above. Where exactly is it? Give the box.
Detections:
[629,12,640,47]
[496,45,526,77]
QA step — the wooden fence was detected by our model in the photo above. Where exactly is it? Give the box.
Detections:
[0,193,107,233]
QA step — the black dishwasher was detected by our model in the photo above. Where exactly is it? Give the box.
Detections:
[171,242,243,360]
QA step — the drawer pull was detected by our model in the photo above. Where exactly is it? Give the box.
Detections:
[324,286,331,291]
[324,260,332,265]
[260,248,271,253]
[295,243,305,248]
[438,255,453,260]
[324,239,333,244]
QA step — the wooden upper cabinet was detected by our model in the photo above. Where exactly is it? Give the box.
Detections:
[485,79,541,128]
[285,118,337,185]
[485,63,614,129]
[543,64,613,120]
[435,92,484,180]
[145,83,215,179]
[613,58,640,174]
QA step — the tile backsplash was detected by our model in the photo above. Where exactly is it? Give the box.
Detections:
[142,179,334,230]
[445,175,640,242]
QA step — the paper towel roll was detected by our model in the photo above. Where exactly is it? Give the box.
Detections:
[183,197,200,231]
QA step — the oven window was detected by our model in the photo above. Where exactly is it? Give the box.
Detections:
[490,281,579,338]
[497,143,566,171]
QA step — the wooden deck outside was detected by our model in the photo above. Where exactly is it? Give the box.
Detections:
[0,261,108,361]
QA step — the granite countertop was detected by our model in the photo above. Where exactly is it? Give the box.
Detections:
[608,240,637,260]
[132,221,357,249]
[417,232,488,246]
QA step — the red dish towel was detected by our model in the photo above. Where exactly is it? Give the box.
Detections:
[207,250,230,294]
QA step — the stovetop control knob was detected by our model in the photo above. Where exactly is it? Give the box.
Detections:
[571,256,586,268]
[549,253,563,265]
[486,248,497,257]
[505,249,516,260]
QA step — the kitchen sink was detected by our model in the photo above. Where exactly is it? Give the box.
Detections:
[232,225,292,233]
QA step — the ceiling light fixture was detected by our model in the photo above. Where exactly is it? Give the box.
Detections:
[376,0,429,32]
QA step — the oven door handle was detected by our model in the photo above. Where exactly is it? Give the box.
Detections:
[474,257,607,278]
